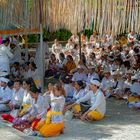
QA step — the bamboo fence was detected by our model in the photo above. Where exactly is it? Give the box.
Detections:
[0,0,140,35]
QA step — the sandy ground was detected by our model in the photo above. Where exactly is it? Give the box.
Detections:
[0,98,140,140]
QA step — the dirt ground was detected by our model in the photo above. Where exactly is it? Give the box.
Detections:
[0,98,140,140]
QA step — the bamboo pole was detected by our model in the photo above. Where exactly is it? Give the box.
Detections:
[38,0,44,91]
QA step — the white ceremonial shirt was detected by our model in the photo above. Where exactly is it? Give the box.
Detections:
[11,87,24,105]
[51,95,65,123]
[86,72,100,85]
[100,76,113,91]
[111,79,124,91]
[66,43,74,50]
[0,86,13,103]
[0,44,13,63]
[123,80,132,90]
[130,82,140,95]
[30,94,46,117]
[64,84,76,97]
[76,90,106,115]
[70,35,79,44]
[43,93,50,109]
[72,72,87,82]
[52,43,62,54]
[73,89,86,101]
[22,90,32,105]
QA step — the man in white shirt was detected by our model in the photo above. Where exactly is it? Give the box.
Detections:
[65,39,74,52]
[10,41,21,64]
[70,33,79,44]
[123,70,133,92]
[0,77,13,112]
[0,37,13,73]
[89,32,98,47]
[56,53,67,69]
[127,76,140,109]
[27,62,41,89]
[105,55,116,72]
[105,33,113,45]
[51,39,62,59]
[71,79,106,121]
[85,43,93,59]
[86,65,99,86]
[111,71,124,98]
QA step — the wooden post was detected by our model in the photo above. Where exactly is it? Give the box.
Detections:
[25,34,28,62]
[78,32,82,60]
[38,0,44,91]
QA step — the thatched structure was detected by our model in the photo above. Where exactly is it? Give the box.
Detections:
[44,0,140,35]
[0,0,40,34]
[0,0,140,35]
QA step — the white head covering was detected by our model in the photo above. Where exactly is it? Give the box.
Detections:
[0,77,9,83]
[90,79,100,87]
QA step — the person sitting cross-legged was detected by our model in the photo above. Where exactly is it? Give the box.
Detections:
[68,79,106,121]
[1,80,24,122]
[0,77,13,112]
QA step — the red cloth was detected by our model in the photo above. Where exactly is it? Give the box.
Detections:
[1,114,14,123]
[12,122,31,132]
[32,118,41,131]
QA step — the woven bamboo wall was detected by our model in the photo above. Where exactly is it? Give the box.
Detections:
[0,0,140,35]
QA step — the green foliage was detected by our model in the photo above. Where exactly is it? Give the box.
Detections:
[84,29,93,39]
[27,28,95,42]
[27,34,39,43]
[43,28,72,41]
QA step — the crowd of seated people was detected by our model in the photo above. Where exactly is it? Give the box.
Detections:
[0,31,140,138]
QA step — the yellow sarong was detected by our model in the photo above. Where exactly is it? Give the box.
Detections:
[35,111,62,136]
[39,122,64,137]
[128,96,140,102]
[72,104,81,113]
[19,104,31,116]
[72,104,104,121]
[38,111,64,137]
[87,110,104,121]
